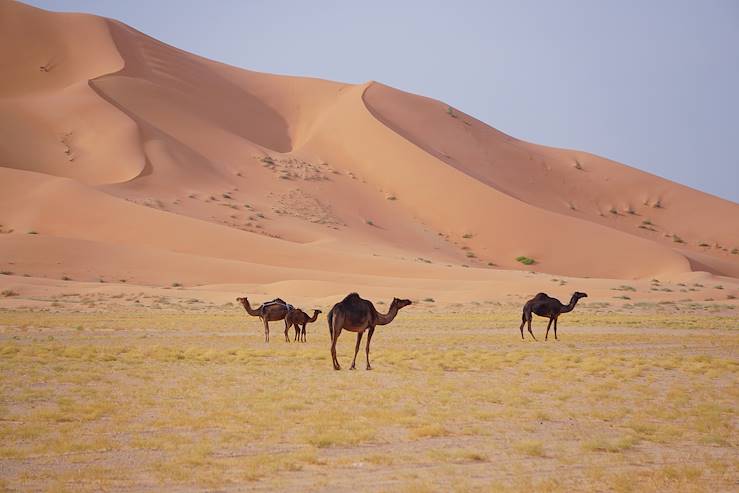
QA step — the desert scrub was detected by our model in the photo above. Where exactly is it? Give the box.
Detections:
[1,289,18,297]
[612,285,637,292]
[515,440,545,457]
[516,256,535,265]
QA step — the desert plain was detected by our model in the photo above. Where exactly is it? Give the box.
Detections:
[0,1,738,491]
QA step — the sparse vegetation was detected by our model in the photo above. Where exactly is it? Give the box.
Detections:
[612,285,637,292]
[515,440,545,457]
[672,234,684,244]
[0,304,735,491]
[26,230,38,235]
[1,289,18,297]
[516,256,535,265]
[446,106,457,118]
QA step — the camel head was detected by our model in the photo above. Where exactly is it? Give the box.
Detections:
[236,297,248,306]
[314,309,323,314]
[572,291,588,300]
[392,297,412,310]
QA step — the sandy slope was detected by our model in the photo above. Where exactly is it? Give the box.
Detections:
[0,0,738,299]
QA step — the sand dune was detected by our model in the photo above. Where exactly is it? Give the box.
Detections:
[1,0,737,297]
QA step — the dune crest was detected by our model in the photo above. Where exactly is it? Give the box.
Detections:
[1,0,737,288]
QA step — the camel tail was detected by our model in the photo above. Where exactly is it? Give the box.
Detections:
[327,308,334,337]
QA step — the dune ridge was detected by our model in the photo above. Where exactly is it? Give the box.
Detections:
[1,0,737,295]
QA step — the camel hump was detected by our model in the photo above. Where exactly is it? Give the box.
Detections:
[533,292,549,300]
[263,298,289,308]
[341,292,362,303]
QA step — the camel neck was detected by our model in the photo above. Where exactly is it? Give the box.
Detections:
[561,296,579,313]
[375,304,399,325]
[242,300,261,316]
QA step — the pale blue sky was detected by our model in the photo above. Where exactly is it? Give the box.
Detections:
[26,0,739,202]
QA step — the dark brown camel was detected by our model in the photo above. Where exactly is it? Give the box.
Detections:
[236,297,291,343]
[327,293,411,370]
[519,291,588,341]
[284,308,322,342]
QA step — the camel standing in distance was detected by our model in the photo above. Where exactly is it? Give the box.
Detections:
[284,308,322,342]
[236,297,291,343]
[519,292,588,341]
[328,293,412,370]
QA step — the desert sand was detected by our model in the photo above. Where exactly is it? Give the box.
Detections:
[0,1,737,491]
[1,0,738,297]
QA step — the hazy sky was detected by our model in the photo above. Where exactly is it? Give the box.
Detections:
[27,0,739,202]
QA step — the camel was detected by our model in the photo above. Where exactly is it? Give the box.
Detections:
[284,308,322,342]
[327,293,411,370]
[236,297,292,343]
[519,291,588,341]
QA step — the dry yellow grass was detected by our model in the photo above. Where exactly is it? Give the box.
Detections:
[0,304,736,491]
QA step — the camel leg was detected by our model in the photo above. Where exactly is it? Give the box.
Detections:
[527,318,537,341]
[554,317,559,340]
[545,318,553,341]
[293,323,300,342]
[519,315,527,340]
[330,316,342,370]
[365,326,375,370]
[350,331,364,370]
[284,321,291,342]
[301,323,307,342]
[263,318,270,343]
